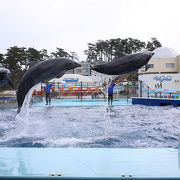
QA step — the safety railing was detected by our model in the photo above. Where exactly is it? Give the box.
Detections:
[32,81,139,100]
[139,80,180,99]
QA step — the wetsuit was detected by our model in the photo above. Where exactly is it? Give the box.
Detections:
[44,84,52,105]
[108,83,116,105]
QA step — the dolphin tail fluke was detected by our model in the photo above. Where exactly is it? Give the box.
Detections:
[145,64,149,71]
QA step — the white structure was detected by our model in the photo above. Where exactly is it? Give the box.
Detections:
[138,47,180,91]
[51,74,93,83]
[152,47,178,59]
[139,74,180,91]
[139,47,180,74]
[139,47,180,92]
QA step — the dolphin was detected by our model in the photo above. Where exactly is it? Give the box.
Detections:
[92,52,154,75]
[17,58,81,113]
[0,68,13,88]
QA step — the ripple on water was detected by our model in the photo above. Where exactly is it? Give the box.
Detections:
[0,105,180,148]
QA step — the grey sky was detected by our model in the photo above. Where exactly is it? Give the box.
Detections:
[0,0,180,60]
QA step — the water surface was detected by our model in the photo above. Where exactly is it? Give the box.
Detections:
[0,104,180,148]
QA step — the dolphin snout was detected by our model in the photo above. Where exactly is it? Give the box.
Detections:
[146,52,154,59]
[66,61,81,71]
[72,61,81,69]
[150,52,154,56]
[74,62,81,68]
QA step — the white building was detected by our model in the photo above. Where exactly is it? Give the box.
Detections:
[138,47,180,91]
[139,47,180,74]
[139,74,180,91]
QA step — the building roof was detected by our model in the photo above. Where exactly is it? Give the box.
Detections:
[152,47,178,59]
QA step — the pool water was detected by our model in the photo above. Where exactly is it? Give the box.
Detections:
[0,103,180,148]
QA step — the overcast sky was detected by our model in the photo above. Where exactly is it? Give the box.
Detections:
[0,0,180,60]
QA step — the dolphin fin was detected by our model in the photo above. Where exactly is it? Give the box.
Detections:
[145,64,149,71]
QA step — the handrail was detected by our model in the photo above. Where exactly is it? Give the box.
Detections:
[140,81,157,94]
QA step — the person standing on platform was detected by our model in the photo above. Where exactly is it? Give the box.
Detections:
[44,80,55,105]
[108,80,119,105]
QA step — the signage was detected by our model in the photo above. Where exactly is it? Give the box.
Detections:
[153,76,172,82]
[63,78,79,82]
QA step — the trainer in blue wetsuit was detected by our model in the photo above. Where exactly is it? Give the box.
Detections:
[108,83,116,105]
[108,80,120,105]
[44,81,54,105]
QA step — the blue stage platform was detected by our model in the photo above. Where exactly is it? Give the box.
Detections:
[132,97,180,107]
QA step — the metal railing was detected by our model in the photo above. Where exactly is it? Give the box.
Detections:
[32,81,139,101]
[139,81,180,99]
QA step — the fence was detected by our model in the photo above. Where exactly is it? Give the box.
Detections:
[0,91,16,104]
[139,81,180,99]
[32,81,139,100]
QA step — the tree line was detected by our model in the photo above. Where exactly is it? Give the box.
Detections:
[0,47,78,89]
[84,37,162,82]
[84,37,161,62]
[0,37,162,89]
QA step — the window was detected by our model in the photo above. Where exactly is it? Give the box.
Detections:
[148,64,154,68]
[166,63,175,68]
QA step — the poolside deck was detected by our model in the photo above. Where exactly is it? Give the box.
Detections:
[31,99,132,107]
[0,148,180,179]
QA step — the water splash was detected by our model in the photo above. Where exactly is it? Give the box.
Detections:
[99,74,118,101]
[16,84,40,120]
[98,74,118,136]
[12,84,41,138]
[0,105,179,148]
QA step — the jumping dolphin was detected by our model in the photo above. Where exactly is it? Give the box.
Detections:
[92,52,154,75]
[17,58,81,113]
[0,68,13,88]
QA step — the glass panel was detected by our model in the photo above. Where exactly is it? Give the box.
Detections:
[148,64,154,68]
[166,63,175,68]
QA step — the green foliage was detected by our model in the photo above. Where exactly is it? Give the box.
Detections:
[0,53,4,66]
[3,46,27,72]
[84,37,162,62]
[0,37,162,89]
[40,49,50,60]
[84,37,162,82]
[0,46,73,89]
[146,37,162,51]
[50,48,70,58]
